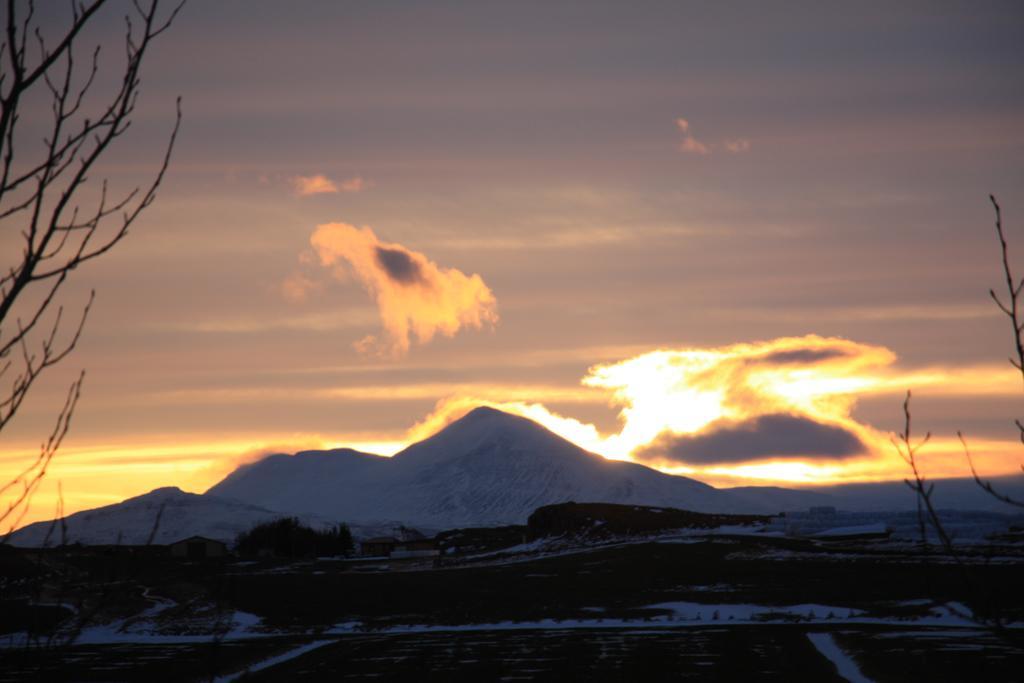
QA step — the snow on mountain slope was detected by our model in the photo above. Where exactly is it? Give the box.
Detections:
[13,409,844,545]
[207,448,387,520]
[384,407,732,524]
[206,407,818,528]
[7,487,348,547]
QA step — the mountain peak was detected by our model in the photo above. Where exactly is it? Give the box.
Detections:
[132,486,190,501]
[440,405,546,436]
[441,405,535,430]
[461,405,508,420]
[196,404,806,529]
[392,405,586,470]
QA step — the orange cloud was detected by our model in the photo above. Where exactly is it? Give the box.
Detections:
[292,174,338,196]
[310,223,498,356]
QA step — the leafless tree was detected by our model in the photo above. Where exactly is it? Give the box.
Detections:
[957,195,1024,508]
[894,197,1024,639]
[891,391,946,547]
[900,197,1024,535]
[0,0,184,538]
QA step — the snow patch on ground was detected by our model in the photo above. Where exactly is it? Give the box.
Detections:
[213,639,334,682]
[648,601,863,622]
[813,523,888,538]
[2,609,271,648]
[807,632,874,683]
[322,598,1005,636]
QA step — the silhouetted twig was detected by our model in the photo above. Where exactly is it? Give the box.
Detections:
[959,431,1024,509]
[891,391,952,549]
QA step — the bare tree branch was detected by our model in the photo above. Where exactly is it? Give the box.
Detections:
[961,194,1024,507]
[959,430,1024,509]
[1,0,185,539]
[890,390,950,548]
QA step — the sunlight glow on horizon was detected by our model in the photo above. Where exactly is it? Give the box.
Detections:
[412,336,900,462]
[403,336,1024,485]
[5,335,1024,532]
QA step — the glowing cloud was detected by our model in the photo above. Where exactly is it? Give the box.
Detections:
[407,336,907,482]
[310,222,498,356]
[583,335,893,462]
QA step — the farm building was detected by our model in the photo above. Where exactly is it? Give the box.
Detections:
[169,536,228,560]
[360,536,439,558]
[361,537,398,557]
[391,538,440,559]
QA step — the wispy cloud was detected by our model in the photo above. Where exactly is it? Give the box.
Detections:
[724,138,752,153]
[309,223,498,357]
[338,176,368,192]
[676,118,751,155]
[291,174,368,197]
[675,118,710,155]
[292,174,338,196]
[280,272,322,303]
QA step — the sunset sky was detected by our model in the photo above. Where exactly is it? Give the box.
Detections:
[3,1,1024,528]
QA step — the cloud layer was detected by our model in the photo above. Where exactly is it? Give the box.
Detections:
[636,413,866,464]
[310,223,498,356]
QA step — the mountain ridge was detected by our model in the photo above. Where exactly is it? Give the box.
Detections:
[11,407,857,546]
[206,406,829,527]
[8,486,408,547]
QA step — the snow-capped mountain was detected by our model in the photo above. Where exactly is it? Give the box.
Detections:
[207,406,830,528]
[7,487,393,547]
[9,487,289,546]
[13,408,1022,547]
[11,407,837,546]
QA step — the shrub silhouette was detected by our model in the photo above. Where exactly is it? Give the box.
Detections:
[235,518,353,558]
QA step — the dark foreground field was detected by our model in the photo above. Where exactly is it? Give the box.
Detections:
[3,624,1019,682]
[238,626,1021,683]
[2,534,1022,681]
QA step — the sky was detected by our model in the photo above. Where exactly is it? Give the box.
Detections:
[3,0,1024,529]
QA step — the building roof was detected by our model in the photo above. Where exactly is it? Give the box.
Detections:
[362,536,398,544]
[168,535,228,546]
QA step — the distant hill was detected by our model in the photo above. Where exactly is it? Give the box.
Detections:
[804,475,1024,513]
[207,406,832,528]
[7,487,393,547]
